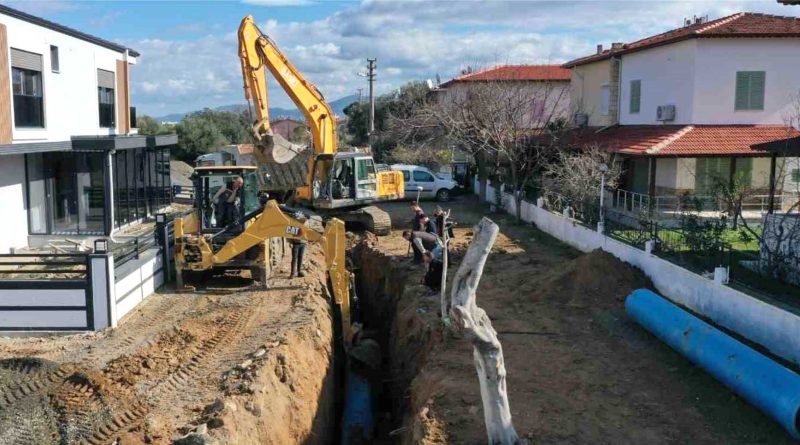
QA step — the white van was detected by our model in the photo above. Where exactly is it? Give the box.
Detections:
[390,164,459,201]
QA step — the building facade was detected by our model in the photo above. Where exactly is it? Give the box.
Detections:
[563,13,800,215]
[0,5,175,253]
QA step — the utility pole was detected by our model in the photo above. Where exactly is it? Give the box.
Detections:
[366,58,376,145]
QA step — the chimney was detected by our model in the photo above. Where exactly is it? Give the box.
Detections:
[596,44,603,55]
[611,42,624,51]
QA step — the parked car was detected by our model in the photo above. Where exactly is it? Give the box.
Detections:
[390,164,460,201]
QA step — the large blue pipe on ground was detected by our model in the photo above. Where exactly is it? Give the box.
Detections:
[626,288,800,439]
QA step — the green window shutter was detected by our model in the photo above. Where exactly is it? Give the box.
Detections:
[735,72,749,110]
[630,80,641,114]
[735,71,766,110]
[749,71,765,110]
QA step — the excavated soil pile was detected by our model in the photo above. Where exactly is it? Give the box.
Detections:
[535,249,652,308]
[354,223,794,445]
[0,244,337,445]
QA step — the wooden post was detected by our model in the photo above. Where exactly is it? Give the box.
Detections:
[450,217,522,445]
[768,153,777,214]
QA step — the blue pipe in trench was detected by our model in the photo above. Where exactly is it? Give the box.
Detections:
[626,288,800,439]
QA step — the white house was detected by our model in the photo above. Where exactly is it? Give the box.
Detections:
[564,12,800,215]
[0,4,176,253]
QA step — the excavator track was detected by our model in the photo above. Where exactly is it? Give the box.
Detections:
[336,205,391,236]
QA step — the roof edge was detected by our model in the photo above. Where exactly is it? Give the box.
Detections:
[0,4,140,57]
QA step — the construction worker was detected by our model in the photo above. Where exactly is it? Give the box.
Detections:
[213,176,244,228]
[420,214,438,236]
[290,214,308,278]
[403,230,441,264]
[433,206,446,238]
[422,251,443,292]
[410,201,425,231]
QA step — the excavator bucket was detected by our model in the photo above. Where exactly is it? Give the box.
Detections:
[254,131,307,164]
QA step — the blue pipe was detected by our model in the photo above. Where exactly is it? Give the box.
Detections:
[626,288,800,439]
[340,367,374,444]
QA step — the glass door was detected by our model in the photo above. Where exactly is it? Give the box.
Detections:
[355,157,377,199]
[49,153,78,234]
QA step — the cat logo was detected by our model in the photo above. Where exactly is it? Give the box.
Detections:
[286,226,301,236]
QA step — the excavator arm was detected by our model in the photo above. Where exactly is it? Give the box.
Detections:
[238,15,337,163]
[185,200,353,343]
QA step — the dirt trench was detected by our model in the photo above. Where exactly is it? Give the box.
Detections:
[0,244,339,445]
[349,222,795,445]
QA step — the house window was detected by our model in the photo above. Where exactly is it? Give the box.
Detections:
[50,45,59,72]
[600,84,610,115]
[97,69,115,128]
[735,71,765,111]
[630,80,641,114]
[791,168,800,183]
[12,68,44,127]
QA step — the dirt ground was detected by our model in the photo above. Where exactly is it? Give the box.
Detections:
[0,244,336,445]
[367,196,794,444]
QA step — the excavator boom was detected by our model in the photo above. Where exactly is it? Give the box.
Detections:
[238,15,337,163]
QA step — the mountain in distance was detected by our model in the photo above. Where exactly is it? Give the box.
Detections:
[155,94,359,123]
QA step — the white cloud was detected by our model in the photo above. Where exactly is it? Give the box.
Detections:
[131,0,798,116]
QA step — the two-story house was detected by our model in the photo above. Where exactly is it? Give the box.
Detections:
[0,5,176,253]
[563,13,800,216]
[437,64,572,125]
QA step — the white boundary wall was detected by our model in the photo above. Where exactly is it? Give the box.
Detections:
[112,249,164,326]
[474,178,800,365]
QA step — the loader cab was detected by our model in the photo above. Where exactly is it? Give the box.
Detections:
[192,166,260,233]
[311,153,378,208]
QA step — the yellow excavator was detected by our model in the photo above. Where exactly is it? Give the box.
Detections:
[237,15,403,235]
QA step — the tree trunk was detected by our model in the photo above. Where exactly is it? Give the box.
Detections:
[450,217,522,445]
[476,151,488,202]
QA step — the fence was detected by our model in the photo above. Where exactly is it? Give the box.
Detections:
[0,252,110,331]
[612,189,796,216]
[173,184,195,204]
[475,178,800,366]
[0,212,184,332]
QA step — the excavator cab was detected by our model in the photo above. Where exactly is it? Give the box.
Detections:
[192,166,261,234]
[311,153,379,207]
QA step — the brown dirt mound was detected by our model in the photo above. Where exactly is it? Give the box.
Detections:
[536,249,651,308]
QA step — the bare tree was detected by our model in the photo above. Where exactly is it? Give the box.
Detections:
[393,69,571,222]
[542,145,622,214]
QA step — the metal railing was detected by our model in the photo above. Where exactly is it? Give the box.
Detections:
[0,253,88,280]
[612,189,798,216]
[173,184,195,203]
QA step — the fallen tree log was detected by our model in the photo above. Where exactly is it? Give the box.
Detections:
[449,217,522,445]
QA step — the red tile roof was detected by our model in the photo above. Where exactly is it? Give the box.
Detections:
[568,125,800,156]
[564,12,800,68]
[439,65,570,88]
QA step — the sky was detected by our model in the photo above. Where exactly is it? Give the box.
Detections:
[8,0,798,117]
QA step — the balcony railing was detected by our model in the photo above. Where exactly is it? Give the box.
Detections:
[611,189,799,217]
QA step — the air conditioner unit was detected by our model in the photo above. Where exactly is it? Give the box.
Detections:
[574,113,589,127]
[656,104,676,121]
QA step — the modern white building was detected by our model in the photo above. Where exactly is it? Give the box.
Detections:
[563,12,800,215]
[0,4,176,253]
